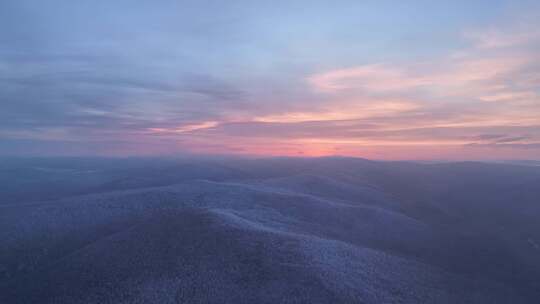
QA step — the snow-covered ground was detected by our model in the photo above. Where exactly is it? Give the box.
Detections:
[1,157,540,303]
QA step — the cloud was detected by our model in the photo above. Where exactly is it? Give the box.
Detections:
[465,143,540,150]
[283,17,540,158]
[1,2,539,159]
[494,136,530,143]
[308,51,535,100]
[463,21,540,49]
[308,64,431,93]
[147,121,219,134]
[472,134,507,141]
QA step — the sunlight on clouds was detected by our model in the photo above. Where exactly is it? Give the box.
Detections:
[308,64,432,93]
[253,111,358,123]
[479,91,538,102]
[148,121,219,134]
[254,101,418,123]
[157,15,539,159]
[296,137,470,146]
[212,17,540,159]
[298,17,540,158]
[308,56,531,97]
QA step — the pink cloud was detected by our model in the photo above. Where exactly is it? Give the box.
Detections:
[131,17,540,160]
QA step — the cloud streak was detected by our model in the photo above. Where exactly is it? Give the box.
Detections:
[0,1,539,159]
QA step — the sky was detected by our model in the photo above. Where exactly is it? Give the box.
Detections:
[1,0,540,160]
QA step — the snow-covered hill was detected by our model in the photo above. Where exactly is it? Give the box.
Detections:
[1,157,539,303]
